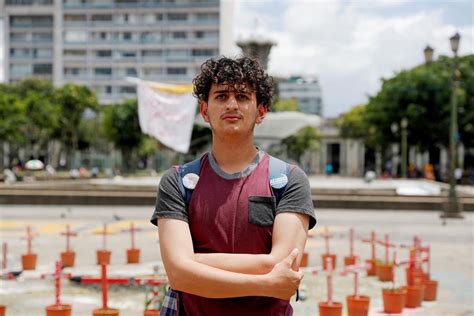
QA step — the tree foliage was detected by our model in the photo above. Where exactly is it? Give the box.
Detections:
[283,126,320,164]
[340,54,474,151]
[273,98,298,112]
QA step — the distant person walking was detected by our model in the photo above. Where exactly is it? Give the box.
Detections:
[151,56,316,315]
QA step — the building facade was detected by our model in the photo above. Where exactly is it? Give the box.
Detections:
[2,0,233,103]
[279,76,324,116]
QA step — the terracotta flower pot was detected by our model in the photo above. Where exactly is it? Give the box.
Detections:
[322,253,337,270]
[300,252,309,267]
[365,259,377,276]
[382,288,406,314]
[376,263,394,282]
[346,295,369,316]
[344,256,357,267]
[61,251,76,267]
[92,308,119,316]
[96,250,111,265]
[403,284,425,308]
[0,305,5,316]
[423,279,438,301]
[46,304,72,316]
[144,309,160,316]
[405,267,427,285]
[21,253,37,270]
[126,248,140,264]
[318,301,342,316]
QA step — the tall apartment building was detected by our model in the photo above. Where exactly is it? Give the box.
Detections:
[1,0,233,103]
[279,76,324,117]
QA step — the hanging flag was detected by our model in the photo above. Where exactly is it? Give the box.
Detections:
[128,78,196,153]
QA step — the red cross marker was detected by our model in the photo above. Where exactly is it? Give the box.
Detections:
[124,222,140,250]
[361,231,377,262]
[341,257,370,297]
[41,261,72,309]
[61,225,77,252]
[377,234,396,264]
[325,257,335,304]
[22,226,38,254]
[136,278,168,311]
[98,224,112,250]
[322,226,332,254]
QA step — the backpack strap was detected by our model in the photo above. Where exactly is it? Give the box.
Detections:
[268,155,290,204]
[177,157,202,205]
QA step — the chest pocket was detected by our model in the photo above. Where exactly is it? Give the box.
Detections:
[248,196,276,226]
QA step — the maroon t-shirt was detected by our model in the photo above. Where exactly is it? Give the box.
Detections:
[151,151,316,316]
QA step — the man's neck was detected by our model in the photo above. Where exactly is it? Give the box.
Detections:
[211,135,259,174]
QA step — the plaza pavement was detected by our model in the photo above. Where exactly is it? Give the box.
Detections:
[0,204,472,316]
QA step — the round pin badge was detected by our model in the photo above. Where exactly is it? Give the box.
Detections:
[182,173,199,190]
[270,173,288,189]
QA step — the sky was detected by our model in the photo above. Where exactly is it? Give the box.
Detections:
[232,0,474,117]
[0,0,472,118]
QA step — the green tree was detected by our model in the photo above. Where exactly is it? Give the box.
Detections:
[365,54,474,152]
[103,98,144,171]
[55,84,99,165]
[0,87,26,143]
[283,126,320,164]
[273,98,298,112]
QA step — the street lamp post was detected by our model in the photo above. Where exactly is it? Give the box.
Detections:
[401,118,408,179]
[442,32,463,219]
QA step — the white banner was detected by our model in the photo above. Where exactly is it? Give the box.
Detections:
[130,78,196,153]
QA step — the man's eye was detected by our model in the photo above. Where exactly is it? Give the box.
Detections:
[237,94,249,101]
[216,94,227,100]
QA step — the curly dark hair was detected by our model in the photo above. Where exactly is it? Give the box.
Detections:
[192,56,273,109]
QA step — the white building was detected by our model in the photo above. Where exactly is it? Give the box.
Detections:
[279,76,324,116]
[1,0,233,103]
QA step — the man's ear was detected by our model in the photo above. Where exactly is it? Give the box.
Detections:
[200,101,209,123]
[256,104,268,124]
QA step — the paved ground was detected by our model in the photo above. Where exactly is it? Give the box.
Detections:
[0,206,473,316]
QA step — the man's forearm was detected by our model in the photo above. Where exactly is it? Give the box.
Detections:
[168,257,272,298]
[194,253,275,274]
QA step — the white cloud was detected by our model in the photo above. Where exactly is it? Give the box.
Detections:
[0,19,3,83]
[235,0,474,117]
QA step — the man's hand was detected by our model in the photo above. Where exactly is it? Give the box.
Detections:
[265,248,303,300]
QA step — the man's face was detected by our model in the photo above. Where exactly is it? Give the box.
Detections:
[200,83,267,137]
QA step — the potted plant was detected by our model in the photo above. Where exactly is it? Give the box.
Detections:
[361,231,377,276]
[0,305,5,316]
[322,226,337,270]
[381,250,406,314]
[125,223,140,264]
[319,257,342,316]
[60,225,77,268]
[44,261,73,316]
[376,234,395,282]
[300,251,309,267]
[344,228,358,267]
[96,224,112,265]
[21,226,38,270]
[423,278,438,301]
[344,258,370,316]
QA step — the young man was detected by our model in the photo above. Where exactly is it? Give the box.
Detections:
[151,56,316,315]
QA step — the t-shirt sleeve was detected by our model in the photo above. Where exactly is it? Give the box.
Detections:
[275,166,317,230]
[150,167,188,226]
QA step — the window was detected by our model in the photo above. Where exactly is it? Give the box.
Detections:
[143,67,163,75]
[33,49,53,58]
[92,14,112,21]
[64,14,86,22]
[96,50,112,57]
[167,13,187,21]
[195,13,218,20]
[64,49,86,57]
[33,64,52,74]
[123,32,132,40]
[120,86,136,94]
[32,32,53,41]
[167,67,186,75]
[172,31,186,39]
[192,49,216,56]
[95,68,112,76]
[10,64,32,75]
[121,51,136,58]
[142,50,162,57]
[64,31,87,42]
[126,68,137,76]
[156,13,163,21]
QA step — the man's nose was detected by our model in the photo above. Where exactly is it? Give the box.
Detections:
[225,95,238,110]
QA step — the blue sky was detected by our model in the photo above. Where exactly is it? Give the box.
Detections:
[232,0,473,117]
